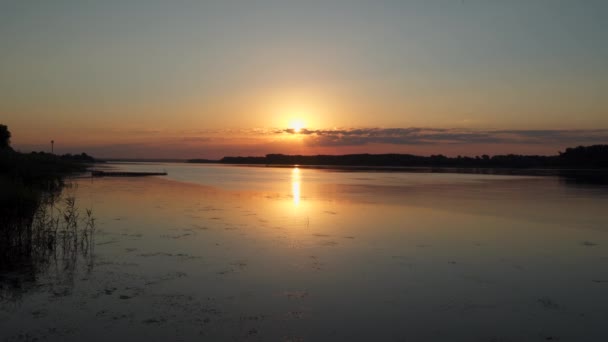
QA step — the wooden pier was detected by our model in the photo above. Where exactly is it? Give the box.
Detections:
[91,170,167,177]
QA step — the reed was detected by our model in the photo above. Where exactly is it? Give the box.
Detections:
[0,186,95,303]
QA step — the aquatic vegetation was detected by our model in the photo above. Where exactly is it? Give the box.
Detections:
[0,193,95,303]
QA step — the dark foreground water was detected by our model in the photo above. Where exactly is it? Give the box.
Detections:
[1,163,608,341]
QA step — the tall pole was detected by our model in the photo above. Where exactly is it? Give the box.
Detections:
[51,140,54,154]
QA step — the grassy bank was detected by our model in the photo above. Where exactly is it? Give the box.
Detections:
[1,149,91,227]
[1,126,96,281]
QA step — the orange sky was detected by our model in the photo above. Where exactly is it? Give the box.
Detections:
[2,1,607,158]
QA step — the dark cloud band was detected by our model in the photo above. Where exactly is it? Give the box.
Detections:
[276,127,608,146]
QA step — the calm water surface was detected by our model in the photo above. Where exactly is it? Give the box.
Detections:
[2,163,608,341]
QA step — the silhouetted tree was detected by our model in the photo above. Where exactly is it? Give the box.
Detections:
[559,145,608,167]
[0,124,10,149]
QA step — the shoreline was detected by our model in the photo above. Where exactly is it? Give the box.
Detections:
[104,160,608,178]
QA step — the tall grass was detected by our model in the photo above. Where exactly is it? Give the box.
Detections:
[0,187,95,302]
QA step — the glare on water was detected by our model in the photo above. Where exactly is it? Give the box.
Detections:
[2,162,608,341]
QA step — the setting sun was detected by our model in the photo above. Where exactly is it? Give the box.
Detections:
[289,119,304,133]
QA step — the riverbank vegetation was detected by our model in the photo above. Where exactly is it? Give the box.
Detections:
[1,124,97,294]
[1,124,95,231]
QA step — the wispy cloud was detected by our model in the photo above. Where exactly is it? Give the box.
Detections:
[15,127,607,159]
[275,127,608,146]
[180,136,212,142]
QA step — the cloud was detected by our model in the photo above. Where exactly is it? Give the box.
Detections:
[110,128,164,135]
[180,136,212,142]
[276,127,608,146]
[14,127,608,159]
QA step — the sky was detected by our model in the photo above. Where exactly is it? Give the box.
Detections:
[1,0,607,159]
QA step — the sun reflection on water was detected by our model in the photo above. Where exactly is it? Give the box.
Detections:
[291,167,301,206]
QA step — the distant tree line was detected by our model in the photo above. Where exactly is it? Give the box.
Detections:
[189,145,608,169]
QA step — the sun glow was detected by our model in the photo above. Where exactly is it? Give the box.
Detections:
[289,119,304,133]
